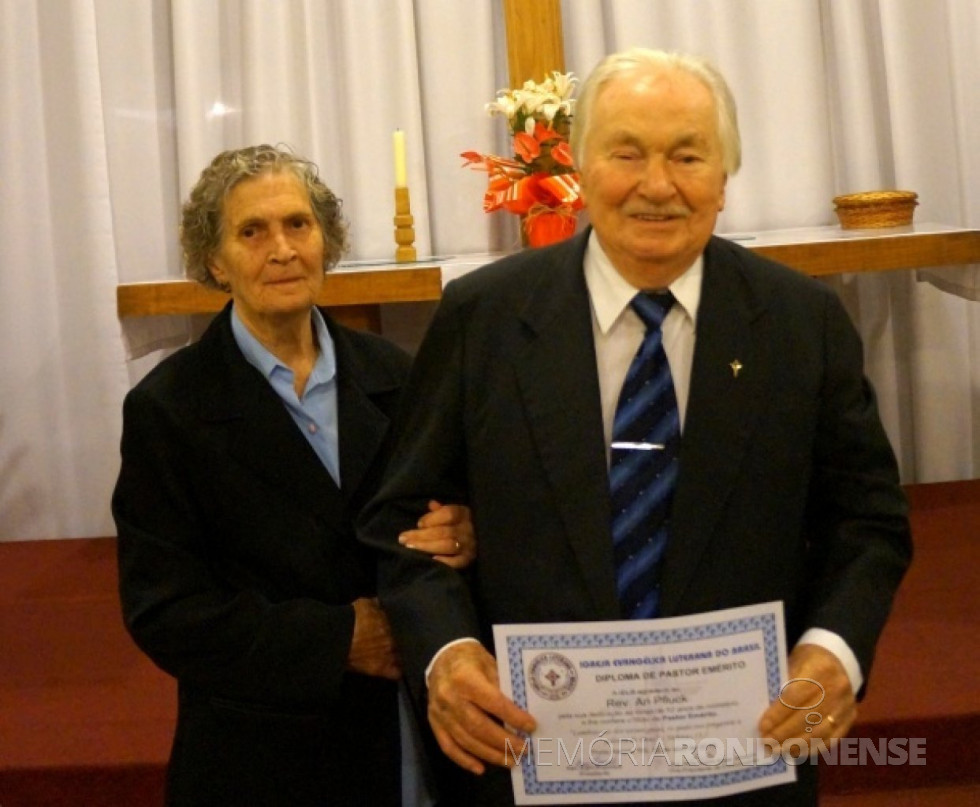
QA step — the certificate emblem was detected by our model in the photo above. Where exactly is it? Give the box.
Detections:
[528,652,578,701]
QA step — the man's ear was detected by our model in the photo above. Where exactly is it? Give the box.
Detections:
[577,172,590,209]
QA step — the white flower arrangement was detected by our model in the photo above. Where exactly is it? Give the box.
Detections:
[460,71,583,247]
[485,71,578,136]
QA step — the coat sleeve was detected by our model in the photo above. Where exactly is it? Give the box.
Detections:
[113,385,357,711]
[802,289,913,684]
[358,281,483,698]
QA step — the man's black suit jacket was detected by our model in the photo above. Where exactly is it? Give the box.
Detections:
[361,230,912,806]
[114,303,411,806]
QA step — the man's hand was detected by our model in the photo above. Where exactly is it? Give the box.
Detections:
[399,500,477,569]
[427,641,537,775]
[759,643,856,754]
[347,597,401,680]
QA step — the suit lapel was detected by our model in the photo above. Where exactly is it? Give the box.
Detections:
[196,306,344,520]
[510,234,622,618]
[331,322,398,505]
[660,238,772,614]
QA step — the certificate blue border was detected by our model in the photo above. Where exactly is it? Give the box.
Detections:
[504,612,788,797]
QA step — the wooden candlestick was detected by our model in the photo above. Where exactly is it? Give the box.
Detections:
[393,186,417,263]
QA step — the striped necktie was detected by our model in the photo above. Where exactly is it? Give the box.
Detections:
[609,291,680,619]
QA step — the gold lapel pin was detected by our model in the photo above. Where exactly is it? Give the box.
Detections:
[730,359,743,378]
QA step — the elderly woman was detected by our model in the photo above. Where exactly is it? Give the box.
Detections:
[113,145,473,806]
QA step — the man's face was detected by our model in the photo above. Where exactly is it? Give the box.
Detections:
[579,67,728,286]
[209,170,325,331]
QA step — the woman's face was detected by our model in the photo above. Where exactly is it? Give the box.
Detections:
[208,170,325,331]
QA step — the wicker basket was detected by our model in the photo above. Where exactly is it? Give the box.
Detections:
[833,190,918,229]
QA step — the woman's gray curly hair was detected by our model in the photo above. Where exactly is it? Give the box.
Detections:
[181,144,349,289]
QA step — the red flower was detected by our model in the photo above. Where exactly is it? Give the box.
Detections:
[533,121,561,143]
[550,141,574,167]
[513,132,541,163]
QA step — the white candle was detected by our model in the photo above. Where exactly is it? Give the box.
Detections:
[393,129,407,188]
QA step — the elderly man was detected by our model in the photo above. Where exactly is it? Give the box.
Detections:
[361,49,911,806]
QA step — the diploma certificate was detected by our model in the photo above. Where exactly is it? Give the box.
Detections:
[493,602,794,803]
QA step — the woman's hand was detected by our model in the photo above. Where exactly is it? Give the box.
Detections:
[347,597,401,680]
[398,500,476,569]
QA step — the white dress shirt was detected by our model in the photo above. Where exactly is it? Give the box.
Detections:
[584,231,700,450]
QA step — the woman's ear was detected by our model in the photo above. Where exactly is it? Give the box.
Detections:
[208,258,227,287]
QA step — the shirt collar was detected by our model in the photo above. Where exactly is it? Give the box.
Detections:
[230,305,336,384]
[584,230,703,334]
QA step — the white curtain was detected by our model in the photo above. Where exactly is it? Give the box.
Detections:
[1,0,977,540]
